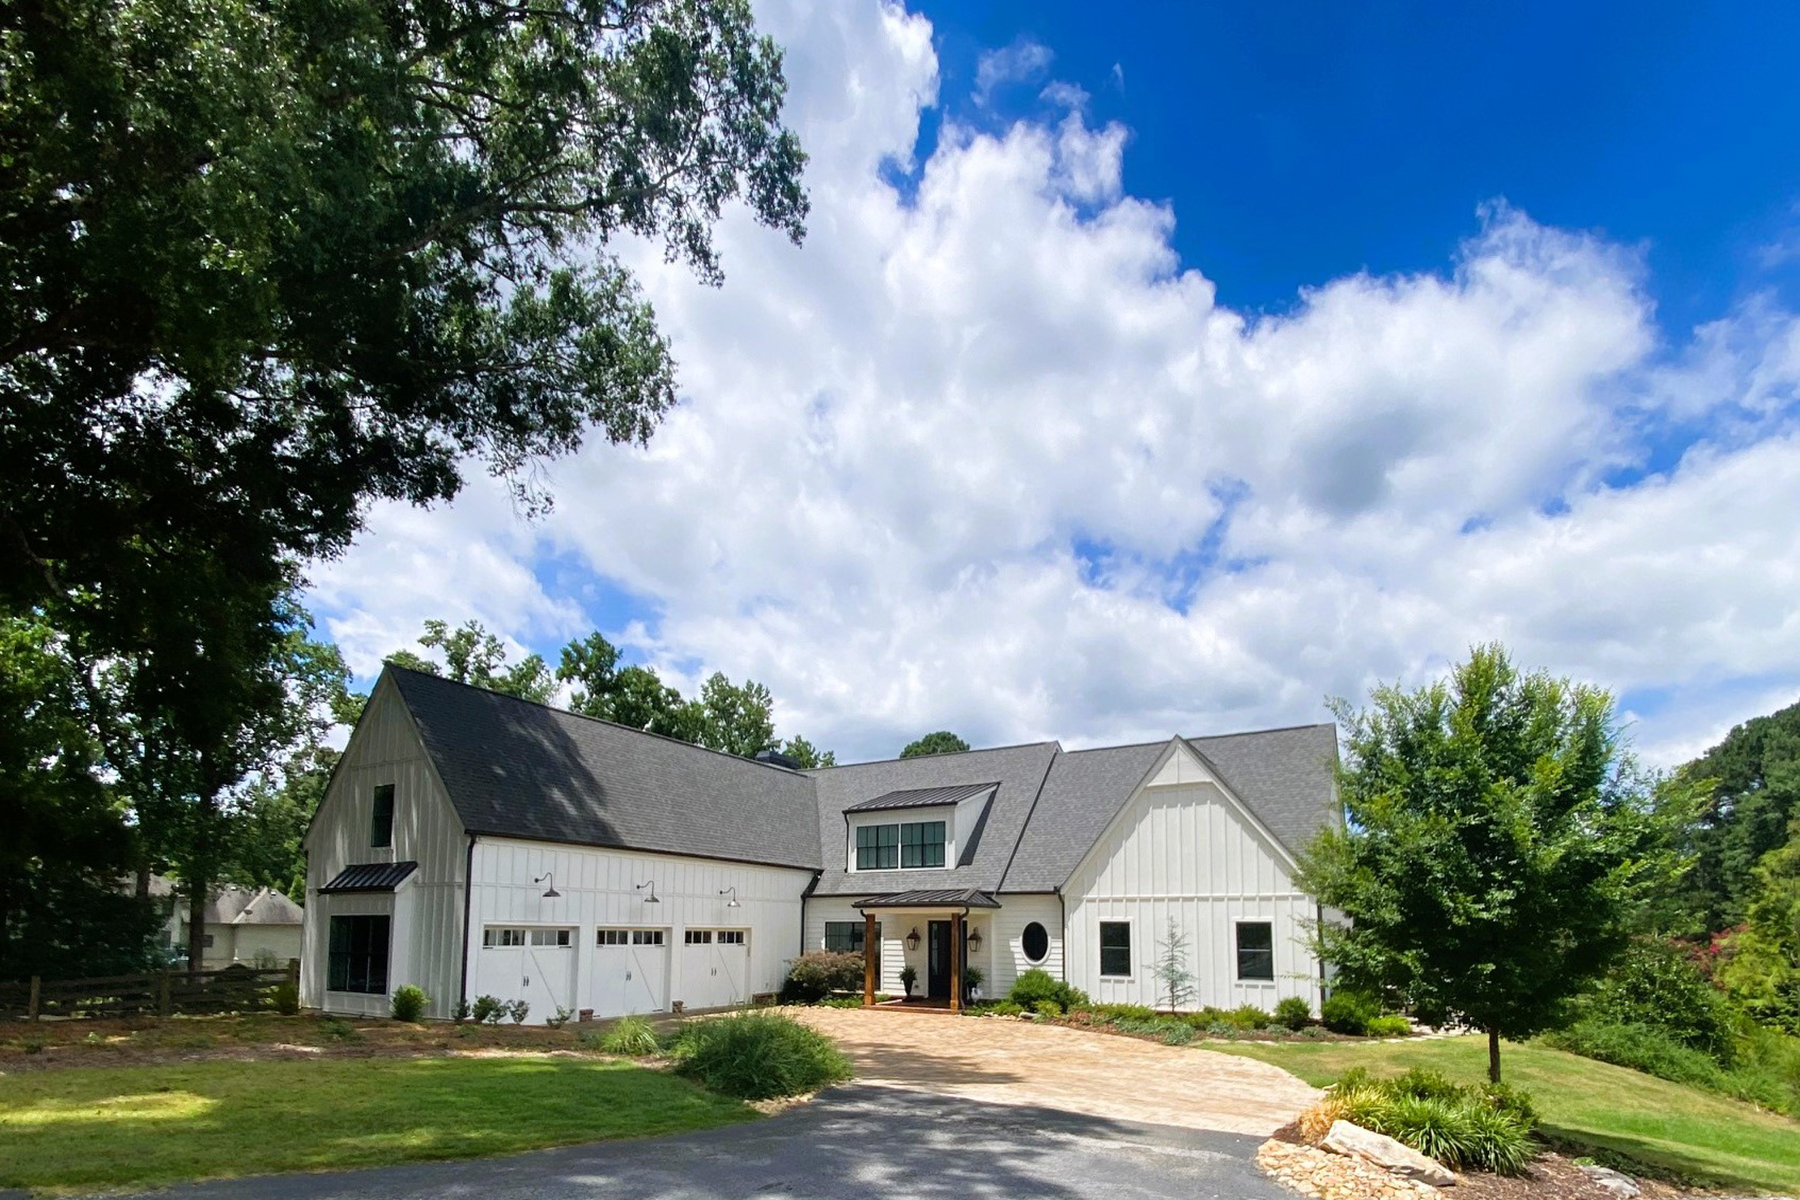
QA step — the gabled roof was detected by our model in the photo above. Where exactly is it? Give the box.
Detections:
[806,742,1060,896]
[999,724,1339,892]
[388,666,822,871]
[193,884,304,925]
[843,781,998,814]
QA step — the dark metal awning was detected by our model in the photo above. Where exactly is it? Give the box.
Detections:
[853,887,1001,910]
[843,782,998,814]
[320,861,419,893]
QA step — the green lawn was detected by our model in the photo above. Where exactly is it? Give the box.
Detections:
[1212,1035,1800,1195]
[0,1055,756,1193]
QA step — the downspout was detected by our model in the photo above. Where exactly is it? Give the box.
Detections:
[1056,886,1068,983]
[457,835,477,1015]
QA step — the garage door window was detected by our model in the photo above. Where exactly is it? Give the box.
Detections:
[685,930,713,945]
[632,930,665,946]
[1099,921,1132,978]
[717,930,746,945]
[531,928,573,948]
[483,927,527,947]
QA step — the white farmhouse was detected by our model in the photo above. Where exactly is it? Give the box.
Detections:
[302,665,1337,1022]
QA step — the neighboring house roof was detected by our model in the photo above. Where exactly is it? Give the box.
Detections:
[321,862,419,893]
[854,887,1002,909]
[843,781,998,814]
[141,877,304,925]
[389,666,823,871]
[807,742,1061,897]
[999,725,1340,891]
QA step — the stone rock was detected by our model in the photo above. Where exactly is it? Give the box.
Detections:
[1321,1120,1457,1187]
[1577,1165,1640,1198]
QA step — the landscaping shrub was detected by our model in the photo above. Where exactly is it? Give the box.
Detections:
[1090,1002,1158,1023]
[779,951,867,1003]
[471,994,505,1025]
[670,1012,852,1100]
[390,985,429,1022]
[1576,937,1738,1063]
[1541,1019,1800,1115]
[1033,999,1063,1019]
[1008,968,1088,1012]
[972,1000,1025,1017]
[1321,989,1379,1036]
[1160,1022,1195,1046]
[507,999,530,1025]
[451,998,471,1023]
[1366,1014,1412,1038]
[818,997,863,1009]
[597,1015,661,1056]
[268,980,300,1016]
[546,1006,574,1028]
[1329,1068,1537,1174]
[1229,1004,1272,1030]
[1275,996,1312,1030]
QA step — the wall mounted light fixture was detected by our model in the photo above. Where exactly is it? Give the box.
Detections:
[967,928,982,951]
[635,879,660,904]
[534,872,561,899]
[719,886,741,908]
[906,927,921,950]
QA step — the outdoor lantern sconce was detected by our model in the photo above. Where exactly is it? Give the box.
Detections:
[967,928,982,951]
[906,927,921,950]
[719,886,741,908]
[534,872,561,899]
[636,879,660,904]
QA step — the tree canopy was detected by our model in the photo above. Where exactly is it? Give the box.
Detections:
[1675,698,1800,931]
[900,731,972,759]
[1299,645,1678,1081]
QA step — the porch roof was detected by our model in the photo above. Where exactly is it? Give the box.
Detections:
[852,887,1002,910]
[842,781,998,814]
[319,861,418,893]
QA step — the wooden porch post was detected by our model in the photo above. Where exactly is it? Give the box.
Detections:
[862,911,876,1008]
[949,916,962,1013]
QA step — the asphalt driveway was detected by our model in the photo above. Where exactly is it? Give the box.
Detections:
[88,1085,1298,1200]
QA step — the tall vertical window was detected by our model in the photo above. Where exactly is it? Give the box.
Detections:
[900,821,946,868]
[370,784,395,848]
[1236,921,1274,981]
[1099,921,1132,977]
[855,823,899,870]
[327,915,390,994]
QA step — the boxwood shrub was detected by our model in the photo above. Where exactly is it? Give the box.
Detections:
[670,1012,852,1101]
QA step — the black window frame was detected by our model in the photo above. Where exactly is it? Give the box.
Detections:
[855,823,900,870]
[1236,921,1275,981]
[327,915,390,994]
[370,783,395,848]
[1021,921,1050,964]
[1098,921,1132,978]
[900,820,946,868]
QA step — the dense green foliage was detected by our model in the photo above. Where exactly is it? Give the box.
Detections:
[1716,818,1800,1034]
[1676,699,1800,931]
[1321,990,1379,1036]
[899,731,972,758]
[1328,1067,1537,1174]
[669,1012,852,1100]
[1539,1021,1800,1116]
[777,951,866,1003]
[1275,996,1314,1030]
[596,1015,661,1056]
[390,985,429,1022]
[1007,968,1089,1012]
[1575,937,1738,1061]
[1300,645,1678,1080]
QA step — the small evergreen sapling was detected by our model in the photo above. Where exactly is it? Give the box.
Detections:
[1150,916,1196,1012]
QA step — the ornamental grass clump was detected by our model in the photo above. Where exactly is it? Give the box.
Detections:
[1325,1068,1537,1175]
[597,1015,661,1057]
[670,1012,852,1101]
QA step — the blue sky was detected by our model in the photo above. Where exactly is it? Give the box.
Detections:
[312,1,1800,767]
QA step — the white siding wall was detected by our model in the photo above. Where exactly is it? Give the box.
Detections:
[466,838,812,1023]
[302,675,468,1018]
[1063,748,1323,1013]
[987,893,1063,997]
[802,898,1022,1000]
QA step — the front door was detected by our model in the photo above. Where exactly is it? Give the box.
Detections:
[927,920,952,999]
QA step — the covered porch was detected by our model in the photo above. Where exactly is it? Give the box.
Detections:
[853,888,1001,1012]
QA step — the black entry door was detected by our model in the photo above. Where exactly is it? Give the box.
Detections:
[926,920,952,999]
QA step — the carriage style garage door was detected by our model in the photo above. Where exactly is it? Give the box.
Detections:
[474,926,576,1019]
[679,928,749,1011]
[592,928,669,1015]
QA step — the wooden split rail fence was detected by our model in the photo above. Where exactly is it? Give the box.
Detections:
[1,959,300,1020]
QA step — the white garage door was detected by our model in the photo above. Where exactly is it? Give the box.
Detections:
[679,928,750,1012]
[473,926,577,1024]
[591,928,669,1016]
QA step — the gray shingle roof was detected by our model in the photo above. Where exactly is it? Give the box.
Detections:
[806,742,1060,897]
[389,667,823,871]
[999,725,1339,892]
[843,781,998,814]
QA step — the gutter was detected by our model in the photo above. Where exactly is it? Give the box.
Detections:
[457,835,477,1014]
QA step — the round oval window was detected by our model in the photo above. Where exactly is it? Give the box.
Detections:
[1021,921,1049,963]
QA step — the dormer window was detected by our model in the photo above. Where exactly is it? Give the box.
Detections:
[854,819,946,870]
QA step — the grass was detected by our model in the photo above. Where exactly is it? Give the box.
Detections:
[0,1055,756,1193]
[1212,1034,1800,1195]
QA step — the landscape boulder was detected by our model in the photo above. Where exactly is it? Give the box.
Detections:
[1577,1165,1640,1198]
[1320,1119,1457,1187]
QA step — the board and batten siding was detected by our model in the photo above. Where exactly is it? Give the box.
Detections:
[301,673,469,1019]
[1063,742,1323,1013]
[466,837,812,1022]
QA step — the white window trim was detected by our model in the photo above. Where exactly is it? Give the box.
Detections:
[849,818,950,873]
[1234,919,1277,983]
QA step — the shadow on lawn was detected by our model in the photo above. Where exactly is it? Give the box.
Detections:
[1540,1123,1795,1195]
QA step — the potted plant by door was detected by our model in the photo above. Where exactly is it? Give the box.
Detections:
[899,964,917,998]
[963,966,985,1007]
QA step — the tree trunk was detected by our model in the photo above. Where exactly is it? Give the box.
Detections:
[1487,1027,1501,1083]
[186,880,208,978]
